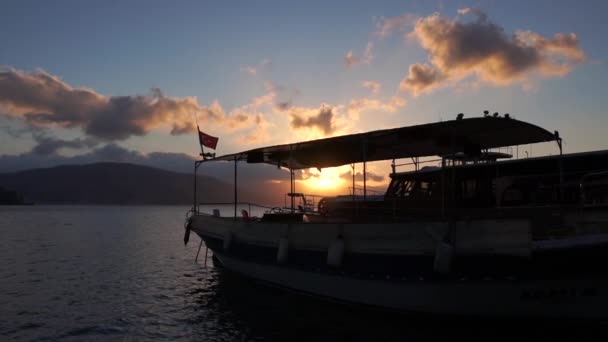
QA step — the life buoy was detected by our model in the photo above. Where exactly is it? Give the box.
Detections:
[327,236,345,267]
[183,218,192,246]
[433,241,454,274]
[223,231,233,251]
[277,237,289,264]
[318,198,330,216]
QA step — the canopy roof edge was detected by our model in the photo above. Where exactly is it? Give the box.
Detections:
[202,116,557,169]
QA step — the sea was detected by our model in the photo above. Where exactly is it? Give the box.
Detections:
[1,205,607,341]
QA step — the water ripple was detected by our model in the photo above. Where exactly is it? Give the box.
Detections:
[2,205,608,341]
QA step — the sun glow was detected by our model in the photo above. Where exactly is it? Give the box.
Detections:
[297,167,347,194]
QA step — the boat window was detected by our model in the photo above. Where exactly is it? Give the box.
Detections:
[419,181,433,198]
[461,179,477,199]
[401,180,414,197]
[388,179,415,198]
[502,186,523,203]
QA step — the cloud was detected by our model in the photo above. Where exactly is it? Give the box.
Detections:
[275,101,291,112]
[30,135,99,156]
[0,68,228,141]
[0,142,295,204]
[240,58,271,75]
[0,123,33,138]
[375,14,415,38]
[289,104,335,135]
[298,168,320,180]
[0,142,291,191]
[0,143,194,174]
[456,7,487,21]
[238,114,271,144]
[344,42,374,68]
[240,66,258,75]
[0,68,272,143]
[251,91,277,107]
[339,170,384,182]
[399,9,586,94]
[260,81,299,112]
[344,51,359,68]
[399,63,446,96]
[347,96,405,118]
[344,13,414,70]
[343,13,413,70]
[361,80,381,94]
[516,31,586,63]
[169,121,197,135]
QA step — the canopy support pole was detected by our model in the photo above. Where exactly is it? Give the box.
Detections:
[556,134,564,202]
[410,157,419,171]
[195,238,203,262]
[288,146,295,213]
[290,168,295,213]
[234,156,237,219]
[441,157,446,219]
[193,162,197,213]
[351,164,355,200]
[363,162,367,201]
[363,137,367,201]
[203,246,209,267]
[193,160,203,214]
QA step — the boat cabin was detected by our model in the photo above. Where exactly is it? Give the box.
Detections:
[385,150,608,209]
[193,115,608,223]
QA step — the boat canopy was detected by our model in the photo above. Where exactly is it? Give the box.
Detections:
[206,117,557,170]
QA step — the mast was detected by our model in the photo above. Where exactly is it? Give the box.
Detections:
[363,136,367,201]
[234,156,237,219]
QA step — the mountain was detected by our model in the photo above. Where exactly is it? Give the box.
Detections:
[0,162,276,205]
[0,186,27,205]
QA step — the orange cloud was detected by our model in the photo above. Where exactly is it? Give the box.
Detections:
[375,14,416,38]
[289,104,336,135]
[399,63,445,96]
[344,42,374,68]
[361,80,381,94]
[251,91,277,107]
[339,169,385,183]
[238,114,273,144]
[240,58,271,75]
[400,9,586,95]
[347,96,405,118]
[0,67,269,142]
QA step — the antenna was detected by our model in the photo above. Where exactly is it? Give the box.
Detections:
[193,111,200,130]
[192,111,205,157]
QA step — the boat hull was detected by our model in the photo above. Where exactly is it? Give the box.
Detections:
[190,214,608,318]
[211,250,607,319]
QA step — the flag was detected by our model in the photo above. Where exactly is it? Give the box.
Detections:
[198,129,219,149]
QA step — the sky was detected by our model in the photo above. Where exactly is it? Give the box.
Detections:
[1,0,607,194]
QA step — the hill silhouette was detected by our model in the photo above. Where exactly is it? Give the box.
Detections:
[0,162,274,205]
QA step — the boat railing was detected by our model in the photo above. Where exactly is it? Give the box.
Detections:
[392,157,443,173]
[580,171,608,206]
[489,146,514,157]
[196,201,281,218]
[284,192,322,212]
[349,187,384,197]
[391,146,521,174]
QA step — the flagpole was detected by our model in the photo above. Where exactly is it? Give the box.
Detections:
[193,112,205,158]
[197,124,206,159]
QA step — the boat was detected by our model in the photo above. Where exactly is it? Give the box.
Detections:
[185,114,608,318]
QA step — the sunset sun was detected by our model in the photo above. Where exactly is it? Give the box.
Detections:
[298,168,346,193]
